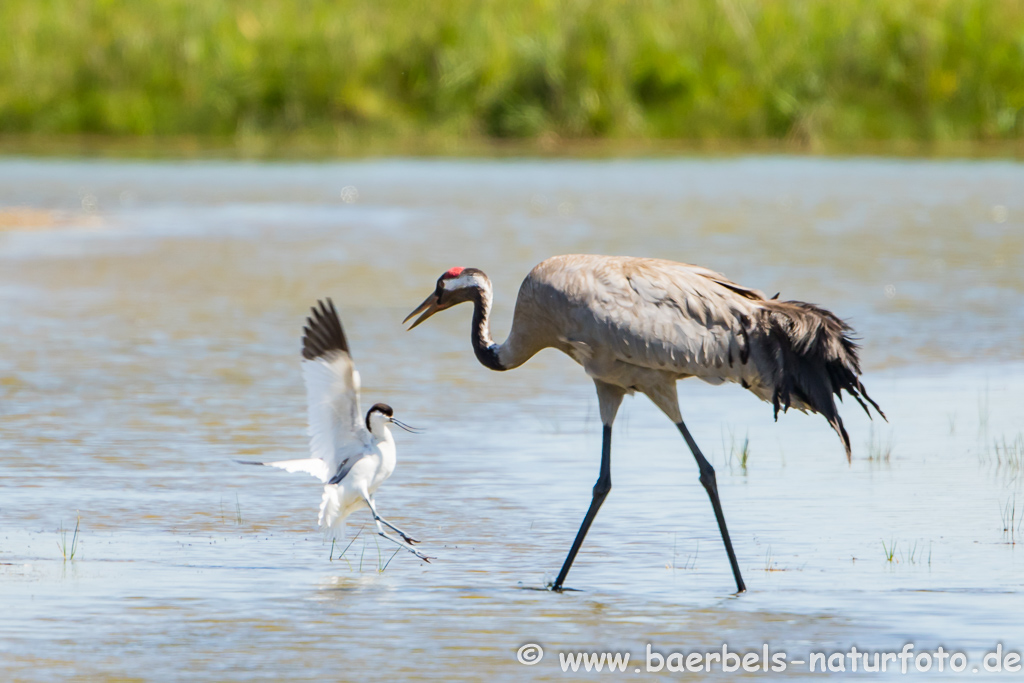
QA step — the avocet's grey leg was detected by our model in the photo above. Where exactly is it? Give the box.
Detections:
[363,495,430,562]
[370,502,420,544]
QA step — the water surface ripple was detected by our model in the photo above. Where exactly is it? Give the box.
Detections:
[1,158,1022,680]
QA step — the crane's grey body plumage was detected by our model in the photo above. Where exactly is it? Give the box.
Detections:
[500,255,883,457]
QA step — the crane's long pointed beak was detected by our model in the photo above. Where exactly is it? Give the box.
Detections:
[404,293,441,330]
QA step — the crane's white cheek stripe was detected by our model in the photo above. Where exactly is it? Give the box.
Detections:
[444,273,479,290]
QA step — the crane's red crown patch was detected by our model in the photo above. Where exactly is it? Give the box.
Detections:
[443,267,465,279]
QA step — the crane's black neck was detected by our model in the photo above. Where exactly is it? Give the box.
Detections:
[470,287,505,371]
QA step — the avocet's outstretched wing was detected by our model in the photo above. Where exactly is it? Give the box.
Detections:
[236,457,330,482]
[301,299,373,482]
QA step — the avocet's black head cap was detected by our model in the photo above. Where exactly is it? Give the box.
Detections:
[366,402,393,430]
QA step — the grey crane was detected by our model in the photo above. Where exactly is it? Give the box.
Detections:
[405,255,884,592]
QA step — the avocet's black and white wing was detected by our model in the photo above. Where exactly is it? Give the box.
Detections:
[236,455,332,482]
[299,299,373,482]
[239,300,372,483]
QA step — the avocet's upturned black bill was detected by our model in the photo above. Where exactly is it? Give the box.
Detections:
[240,298,429,562]
[405,256,885,592]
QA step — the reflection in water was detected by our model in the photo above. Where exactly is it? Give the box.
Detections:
[0,158,1022,680]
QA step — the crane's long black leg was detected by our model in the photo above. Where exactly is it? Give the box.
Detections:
[677,420,746,593]
[551,424,612,591]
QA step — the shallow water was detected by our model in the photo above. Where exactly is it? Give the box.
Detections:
[1,157,1022,680]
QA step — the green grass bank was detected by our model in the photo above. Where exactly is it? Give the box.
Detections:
[3,0,1024,152]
